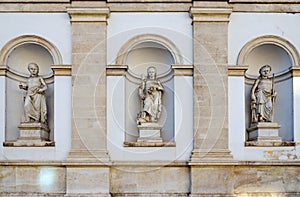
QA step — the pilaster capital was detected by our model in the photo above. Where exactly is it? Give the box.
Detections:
[290,66,300,77]
[190,7,232,22]
[0,65,8,76]
[228,65,248,76]
[67,7,110,23]
[106,65,128,76]
[51,64,72,76]
[172,64,193,76]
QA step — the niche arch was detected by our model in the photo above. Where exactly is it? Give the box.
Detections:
[115,34,178,143]
[1,35,62,142]
[116,34,183,65]
[0,35,62,65]
[238,35,298,141]
[237,35,299,67]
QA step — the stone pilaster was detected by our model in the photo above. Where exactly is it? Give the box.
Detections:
[67,7,110,163]
[190,3,233,162]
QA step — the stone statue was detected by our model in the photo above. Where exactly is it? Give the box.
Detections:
[137,66,164,124]
[19,63,48,124]
[250,64,277,125]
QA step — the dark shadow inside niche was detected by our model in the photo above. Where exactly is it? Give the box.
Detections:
[5,43,54,142]
[123,42,175,143]
[244,44,293,141]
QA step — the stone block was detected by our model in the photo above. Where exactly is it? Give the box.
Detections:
[247,122,282,142]
[137,123,163,142]
[66,167,110,195]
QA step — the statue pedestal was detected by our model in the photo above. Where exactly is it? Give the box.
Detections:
[247,122,282,142]
[3,122,53,147]
[137,122,163,142]
[17,122,50,142]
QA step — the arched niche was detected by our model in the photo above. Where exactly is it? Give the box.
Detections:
[116,34,177,143]
[1,35,62,142]
[238,35,298,141]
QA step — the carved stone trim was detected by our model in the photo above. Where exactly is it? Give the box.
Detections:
[290,66,300,77]
[0,35,62,65]
[237,35,300,66]
[67,7,110,23]
[0,65,8,76]
[51,64,72,76]
[116,34,183,65]
[228,65,248,76]
[0,65,54,84]
[190,7,232,22]
[106,65,128,76]
[172,64,193,76]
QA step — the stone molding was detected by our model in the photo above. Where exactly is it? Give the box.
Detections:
[237,35,300,66]
[0,65,8,76]
[116,34,183,65]
[51,64,72,76]
[172,64,193,76]
[0,35,63,65]
[67,7,110,23]
[228,65,248,76]
[106,65,128,76]
[190,7,232,22]
[290,66,300,77]
[0,64,54,84]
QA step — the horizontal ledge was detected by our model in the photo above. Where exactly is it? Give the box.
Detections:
[3,141,55,147]
[124,141,176,147]
[245,141,296,147]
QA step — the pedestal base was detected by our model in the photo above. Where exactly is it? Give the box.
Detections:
[17,122,50,142]
[247,122,282,142]
[137,122,163,142]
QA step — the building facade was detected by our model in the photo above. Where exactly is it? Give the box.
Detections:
[1,0,300,196]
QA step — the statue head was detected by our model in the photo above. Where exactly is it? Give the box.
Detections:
[28,63,39,76]
[147,66,157,79]
[259,64,271,77]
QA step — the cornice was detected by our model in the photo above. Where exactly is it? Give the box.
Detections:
[172,64,193,76]
[51,64,72,76]
[67,7,110,23]
[228,65,248,76]
[106,65,128,76]
[190,7,232,22]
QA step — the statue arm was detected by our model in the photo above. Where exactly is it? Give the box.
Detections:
[19,82,28,90]
[38,77,48,93]
[139,80,146,99]
[251,79,259,102]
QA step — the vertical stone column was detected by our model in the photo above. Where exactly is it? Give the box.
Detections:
[67,7,110,162]
[190,3,233,162]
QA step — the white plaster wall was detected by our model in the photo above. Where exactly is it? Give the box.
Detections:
[174,76,193,160]
[228,13,300,161]
[53,76,72,159]
[0,13,71,64]
[294,77,300,142]
[0,77,5,157]
[229,76,300,161]
[228,13,300,65]
[228,76,246,160]
[0,13,72,160]
[107,13,193,65]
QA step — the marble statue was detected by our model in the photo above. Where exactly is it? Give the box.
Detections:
[250,64,277,124]
[137,66,164,124]
[19,63,48,124]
